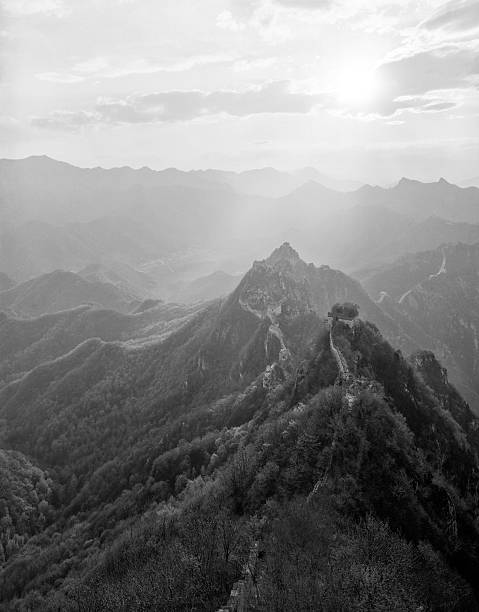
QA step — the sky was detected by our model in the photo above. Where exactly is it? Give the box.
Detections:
[0,0,478,182]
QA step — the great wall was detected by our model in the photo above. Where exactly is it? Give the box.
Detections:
[217,311,383,611]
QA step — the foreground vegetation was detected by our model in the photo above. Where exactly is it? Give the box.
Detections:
[1,319,479,610]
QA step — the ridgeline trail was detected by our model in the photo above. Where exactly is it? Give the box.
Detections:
[217,317,384,610]
[307,318,384,503]
[328,319,356,408]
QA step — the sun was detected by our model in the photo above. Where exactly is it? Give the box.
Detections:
[335,60,380,109]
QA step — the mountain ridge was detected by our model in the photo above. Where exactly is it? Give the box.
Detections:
[0,269,137,318]
[2,244,479,608]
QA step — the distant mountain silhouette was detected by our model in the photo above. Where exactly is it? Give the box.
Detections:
[354,177,479,222]
[292,166,363,192]
[189,166,361,197]
[0,155,228,226]
[3,156,479,287]
[0,269,136,318]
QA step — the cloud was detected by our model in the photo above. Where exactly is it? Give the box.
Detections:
[31,81,327,130]
[106,80,326,120]
[73,57,111,75]
[384,96,457,115]
[35,54,234,83]
[30,110,99,130]
[335,93,459,120]
[36,72,84,83]
[334,45,478,118]
[233,57,278,72]
[235,0,333,10]
[421,0,479,34]
[32,47,472,130]
[2,0,69,17]
[216,10,245,31]
[377,46,479,98]
[421,101,457,112]
[273,0,332,8]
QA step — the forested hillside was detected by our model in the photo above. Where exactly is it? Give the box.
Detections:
[0,301,203,387]
[1,245,479,610]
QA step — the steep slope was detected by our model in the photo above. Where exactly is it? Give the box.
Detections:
[0,270,136,318]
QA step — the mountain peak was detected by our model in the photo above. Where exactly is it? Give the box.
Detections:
[397,177,419,187]
[266,242,301,265]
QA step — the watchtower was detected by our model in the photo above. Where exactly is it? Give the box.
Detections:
[328,302,359,323]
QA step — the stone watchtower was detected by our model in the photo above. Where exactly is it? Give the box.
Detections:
[328,302,360,324]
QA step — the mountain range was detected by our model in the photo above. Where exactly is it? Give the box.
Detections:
[0,156,359,227]
[1,242,479,609]
[354,177,479,222]
[3,157,479,289]
[4,156,479,610]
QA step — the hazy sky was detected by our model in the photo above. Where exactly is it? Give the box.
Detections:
[1,0,478,182]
